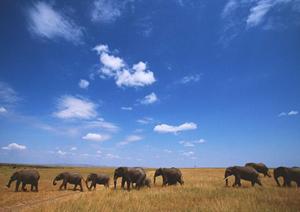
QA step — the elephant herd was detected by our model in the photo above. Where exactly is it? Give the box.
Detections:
[5,163,300,192]
[6,167,184,192]
[224,163,300,187]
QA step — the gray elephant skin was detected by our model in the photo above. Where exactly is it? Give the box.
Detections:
[274,167,300,187]
[154,167,184,186]
[53,172,84,191]
[224,166,262,187]
[113,167,146,191]
[86,173,110,190]
[6,169,40,192]
[245,162,271,177]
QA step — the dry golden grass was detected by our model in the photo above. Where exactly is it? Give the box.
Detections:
[0,166,299,212]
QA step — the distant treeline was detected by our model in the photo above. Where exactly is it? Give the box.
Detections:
[0,163,113,169]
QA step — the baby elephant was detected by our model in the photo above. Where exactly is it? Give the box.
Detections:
[142,177,151,188]
[224,166,262,187]
[7,169,40,192]
[53,172,84,192]
[86,173,110,190]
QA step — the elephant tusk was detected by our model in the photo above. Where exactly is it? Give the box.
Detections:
[223,177,230,181]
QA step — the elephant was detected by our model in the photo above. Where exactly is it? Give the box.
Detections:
[142,177,151,188]
[86,173,110,190]
[6,169,40,192]
[245,162,271,177]
[153,167,184,186]
[273,167,300,187]
[224,166,262,187]
[53,172,84,192]
[113,167,146,191]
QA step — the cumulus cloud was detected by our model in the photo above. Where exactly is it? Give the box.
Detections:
[93,44,156,87]
[54,95,97,119]
[27,1,84,44]
[121,106,133,111]
[278,110,299,117]
[154,122,197,134]
[2,143,26,151]
[79,79,90,89]
[57,150,67,155]
[0,106,7,113]
[82,133,110,142]
[140,92,158,105]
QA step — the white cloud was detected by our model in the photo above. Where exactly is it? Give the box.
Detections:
[0,81,19,104]
[121,106,133,111]
[54,95,97,119]
[96,150,102,154]
[101,52,125,71]
[82,133,110,142]
[180,74,202,84]
[70,147,77,151]
[91,0,133,23]
[57,150,67,156]
[278,110,299,117]
[84,120,119,132]
[137,117,153,124]
[27,1,84,44]
[2,143,26,151]
[0,107,7,113]
[222,0,238,18]
[140,92,158,105]
[288,110,299,116]
[118,135,143,145]
[94,44,156,88]
[105,153,120,159]
[247,0,273,27]
[154,122,197,134]
[79,79,90,89]
[179,139,206,147]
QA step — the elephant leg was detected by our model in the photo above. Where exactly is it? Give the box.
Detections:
[93,183,97,190]
[127,180,131,191]
[162,176,167,187]
[35,182,39,192]
[79,182,83,192]
[15,180,21,192]
[31,184,34,191]
[256,178,262,186]
[22,183,27,191]
[59,182,64,190]
[74,184,78,191]
[121,178,126,189]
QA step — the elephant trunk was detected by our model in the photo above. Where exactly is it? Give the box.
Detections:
[274,175,281,186]
[6,178,13,188]
[53,178,57,186]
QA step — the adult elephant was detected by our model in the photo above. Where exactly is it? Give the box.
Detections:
[6,169,40,192]
[224,166,262,187]
[153,167,184,186]
[53,172,84,192]
[113,167,146,191]
[86,173,110,190]
[274,167,300,187]
[245,162,271,177]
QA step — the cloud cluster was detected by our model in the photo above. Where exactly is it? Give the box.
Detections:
[180,74,202,84]
[2,143,27,151]
[54,95,97,119]
[278,110,299,117]
[118,135,143,145]
[79,79,90,89]
[154,122,197,134]
[93,44,156,87]
[0,81,19,105]
[82,133,110,142]
[27,2,84,44]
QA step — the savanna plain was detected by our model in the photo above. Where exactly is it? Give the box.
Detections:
[0,166,299,212]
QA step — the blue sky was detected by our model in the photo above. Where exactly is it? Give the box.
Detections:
[0,0,300,167]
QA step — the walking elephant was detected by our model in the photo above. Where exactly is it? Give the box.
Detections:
[6,169,40,192]
[53,172,84,192]
[274,167,300,187]
[113,167,146,191]
[224,166,262,187]
[154,167,184,186]
[245,162,271,177]
[86,173,110,190]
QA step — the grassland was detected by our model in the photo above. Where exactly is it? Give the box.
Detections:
[0,166,299,212]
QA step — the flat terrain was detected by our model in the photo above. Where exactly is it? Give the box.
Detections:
[0,166,299,212]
